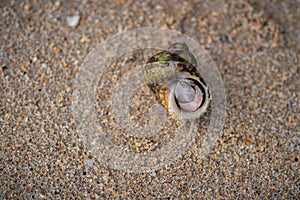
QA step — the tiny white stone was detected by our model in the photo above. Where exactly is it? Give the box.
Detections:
[55,1,60,7]
[85,159,94,167]
[139,16,144,22]
[41,63,47,68]
[32,56,38,63]
[151,171,156,177]
[67,15,80,27]
[39,193,46,198]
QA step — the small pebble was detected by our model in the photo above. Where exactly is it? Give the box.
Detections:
[41,63,47,68]
[32,56,38,63]
[67,15,80,27]
[53,47,60,53]
[55,1,61,7]
[85,159,94,167]
[220,33,229,43]
[24,3,32,11]
[151,171,156,177]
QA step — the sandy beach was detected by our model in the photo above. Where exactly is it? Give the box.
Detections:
[0,0,299,199]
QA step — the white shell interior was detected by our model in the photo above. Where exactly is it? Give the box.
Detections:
[168,77,210,120]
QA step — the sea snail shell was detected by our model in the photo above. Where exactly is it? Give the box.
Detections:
[144,43,211,120]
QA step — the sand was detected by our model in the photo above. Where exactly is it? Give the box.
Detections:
[0,0,299,199]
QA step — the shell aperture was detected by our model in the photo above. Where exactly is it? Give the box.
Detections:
[174,79,203,112]
[144,43,211,120]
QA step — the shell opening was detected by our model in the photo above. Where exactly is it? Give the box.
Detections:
[174,79,203,112]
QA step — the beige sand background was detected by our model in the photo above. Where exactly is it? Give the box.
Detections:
[1,0,299,199]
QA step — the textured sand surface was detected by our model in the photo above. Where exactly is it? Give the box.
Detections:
[0,0,299,199]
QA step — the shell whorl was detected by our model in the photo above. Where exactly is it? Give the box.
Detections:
[144,43,211,120]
